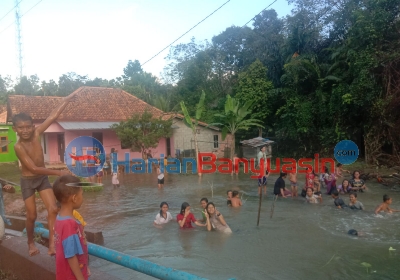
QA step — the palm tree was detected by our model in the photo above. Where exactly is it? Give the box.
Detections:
[211,95,264,160]
[180,91,206,175]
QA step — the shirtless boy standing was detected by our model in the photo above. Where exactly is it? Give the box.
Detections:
[375,195,400,214]
[289,172,298,197]
[12,93,76,256]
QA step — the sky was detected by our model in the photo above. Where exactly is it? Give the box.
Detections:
[0,0,293,84]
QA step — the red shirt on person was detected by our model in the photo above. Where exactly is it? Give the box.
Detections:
[54,216,89,280]
[176,213,196,228]
[306,173,315,188]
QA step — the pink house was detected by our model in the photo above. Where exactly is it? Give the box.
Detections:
[7,87,175,165]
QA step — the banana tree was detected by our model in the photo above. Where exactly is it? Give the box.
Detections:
[210,95,264,160]
[180,91,205,174]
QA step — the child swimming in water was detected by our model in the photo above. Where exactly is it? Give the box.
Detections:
[305,187,322,204]
[331,190,346,209]
[226,190,232,206]
[374,195,400,214]
[335,163,350,178]
[230,191,242,207]
[154,202,173,226]
[349,193,364,210]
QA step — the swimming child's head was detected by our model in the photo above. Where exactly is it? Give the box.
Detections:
[206,202,216,215]
[349,193,357,202]
[159,202,169,218]
[180,202,190,215]
[383,194,392,204]
[306,187,314,196]
[53,175,83,209]
[348,229,358,236]
[342,179,349,188]
[12,113,34,140]
[331,190,339,198]
[232,190,239,197]
[353,170,361,179]
[280,172,287,178]
[200,198,208,209]
[227,190,232,198]
[337,163,342,167]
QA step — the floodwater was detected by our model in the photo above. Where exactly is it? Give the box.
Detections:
[78,172,400,280]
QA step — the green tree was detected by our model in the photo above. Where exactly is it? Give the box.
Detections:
[211,95,263,159]
[235,59,273,135]
[14,75,40,95]
[111,111,173,159]
[180,90,205,174]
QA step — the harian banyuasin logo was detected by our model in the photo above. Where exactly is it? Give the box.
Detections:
[65,136,106,177]
[65,137,359,178]
[110,152,337,178]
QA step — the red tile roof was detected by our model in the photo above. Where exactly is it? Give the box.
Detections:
[7,87,167,122]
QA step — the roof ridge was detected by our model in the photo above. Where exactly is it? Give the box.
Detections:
[119,88,166,115]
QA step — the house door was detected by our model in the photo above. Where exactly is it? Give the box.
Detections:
[57,134,65,163]
[166,138,171,157]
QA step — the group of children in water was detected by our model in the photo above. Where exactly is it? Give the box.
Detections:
[152,162,399,234]
[153,198,232,233]
[268,162,399,215]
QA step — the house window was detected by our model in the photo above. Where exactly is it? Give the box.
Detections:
[121,142,130,150]
[1,136,8,153]
[213,135,219,149]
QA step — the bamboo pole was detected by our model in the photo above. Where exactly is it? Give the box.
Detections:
[257,191,262,226]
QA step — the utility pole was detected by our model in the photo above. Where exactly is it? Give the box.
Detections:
[15,0,23,80]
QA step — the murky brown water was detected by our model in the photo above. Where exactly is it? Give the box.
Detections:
[61,173,400,279]
[3,174,400,280]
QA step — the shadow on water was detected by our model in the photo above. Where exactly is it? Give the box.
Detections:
[79,172,400,280]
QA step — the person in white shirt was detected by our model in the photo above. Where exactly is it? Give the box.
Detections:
[157,164,164,188]
[257,146,266,167]
[154,202,173,226]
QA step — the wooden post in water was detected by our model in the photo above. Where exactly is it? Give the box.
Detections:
[257,191,262,226]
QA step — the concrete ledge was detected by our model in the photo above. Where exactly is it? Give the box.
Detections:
[0,236,120,280]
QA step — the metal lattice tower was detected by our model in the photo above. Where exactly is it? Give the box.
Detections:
[15,0,23,79]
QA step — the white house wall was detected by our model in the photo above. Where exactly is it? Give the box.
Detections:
[172,119,232,158]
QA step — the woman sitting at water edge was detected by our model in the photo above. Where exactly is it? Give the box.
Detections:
[154,202,173,226]
[177,202,206,229]
[204,202,232,233]
[349,171,367,192]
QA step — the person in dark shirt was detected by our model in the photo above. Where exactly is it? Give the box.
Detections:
[273,173,291,198]
[331,190,346,209]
